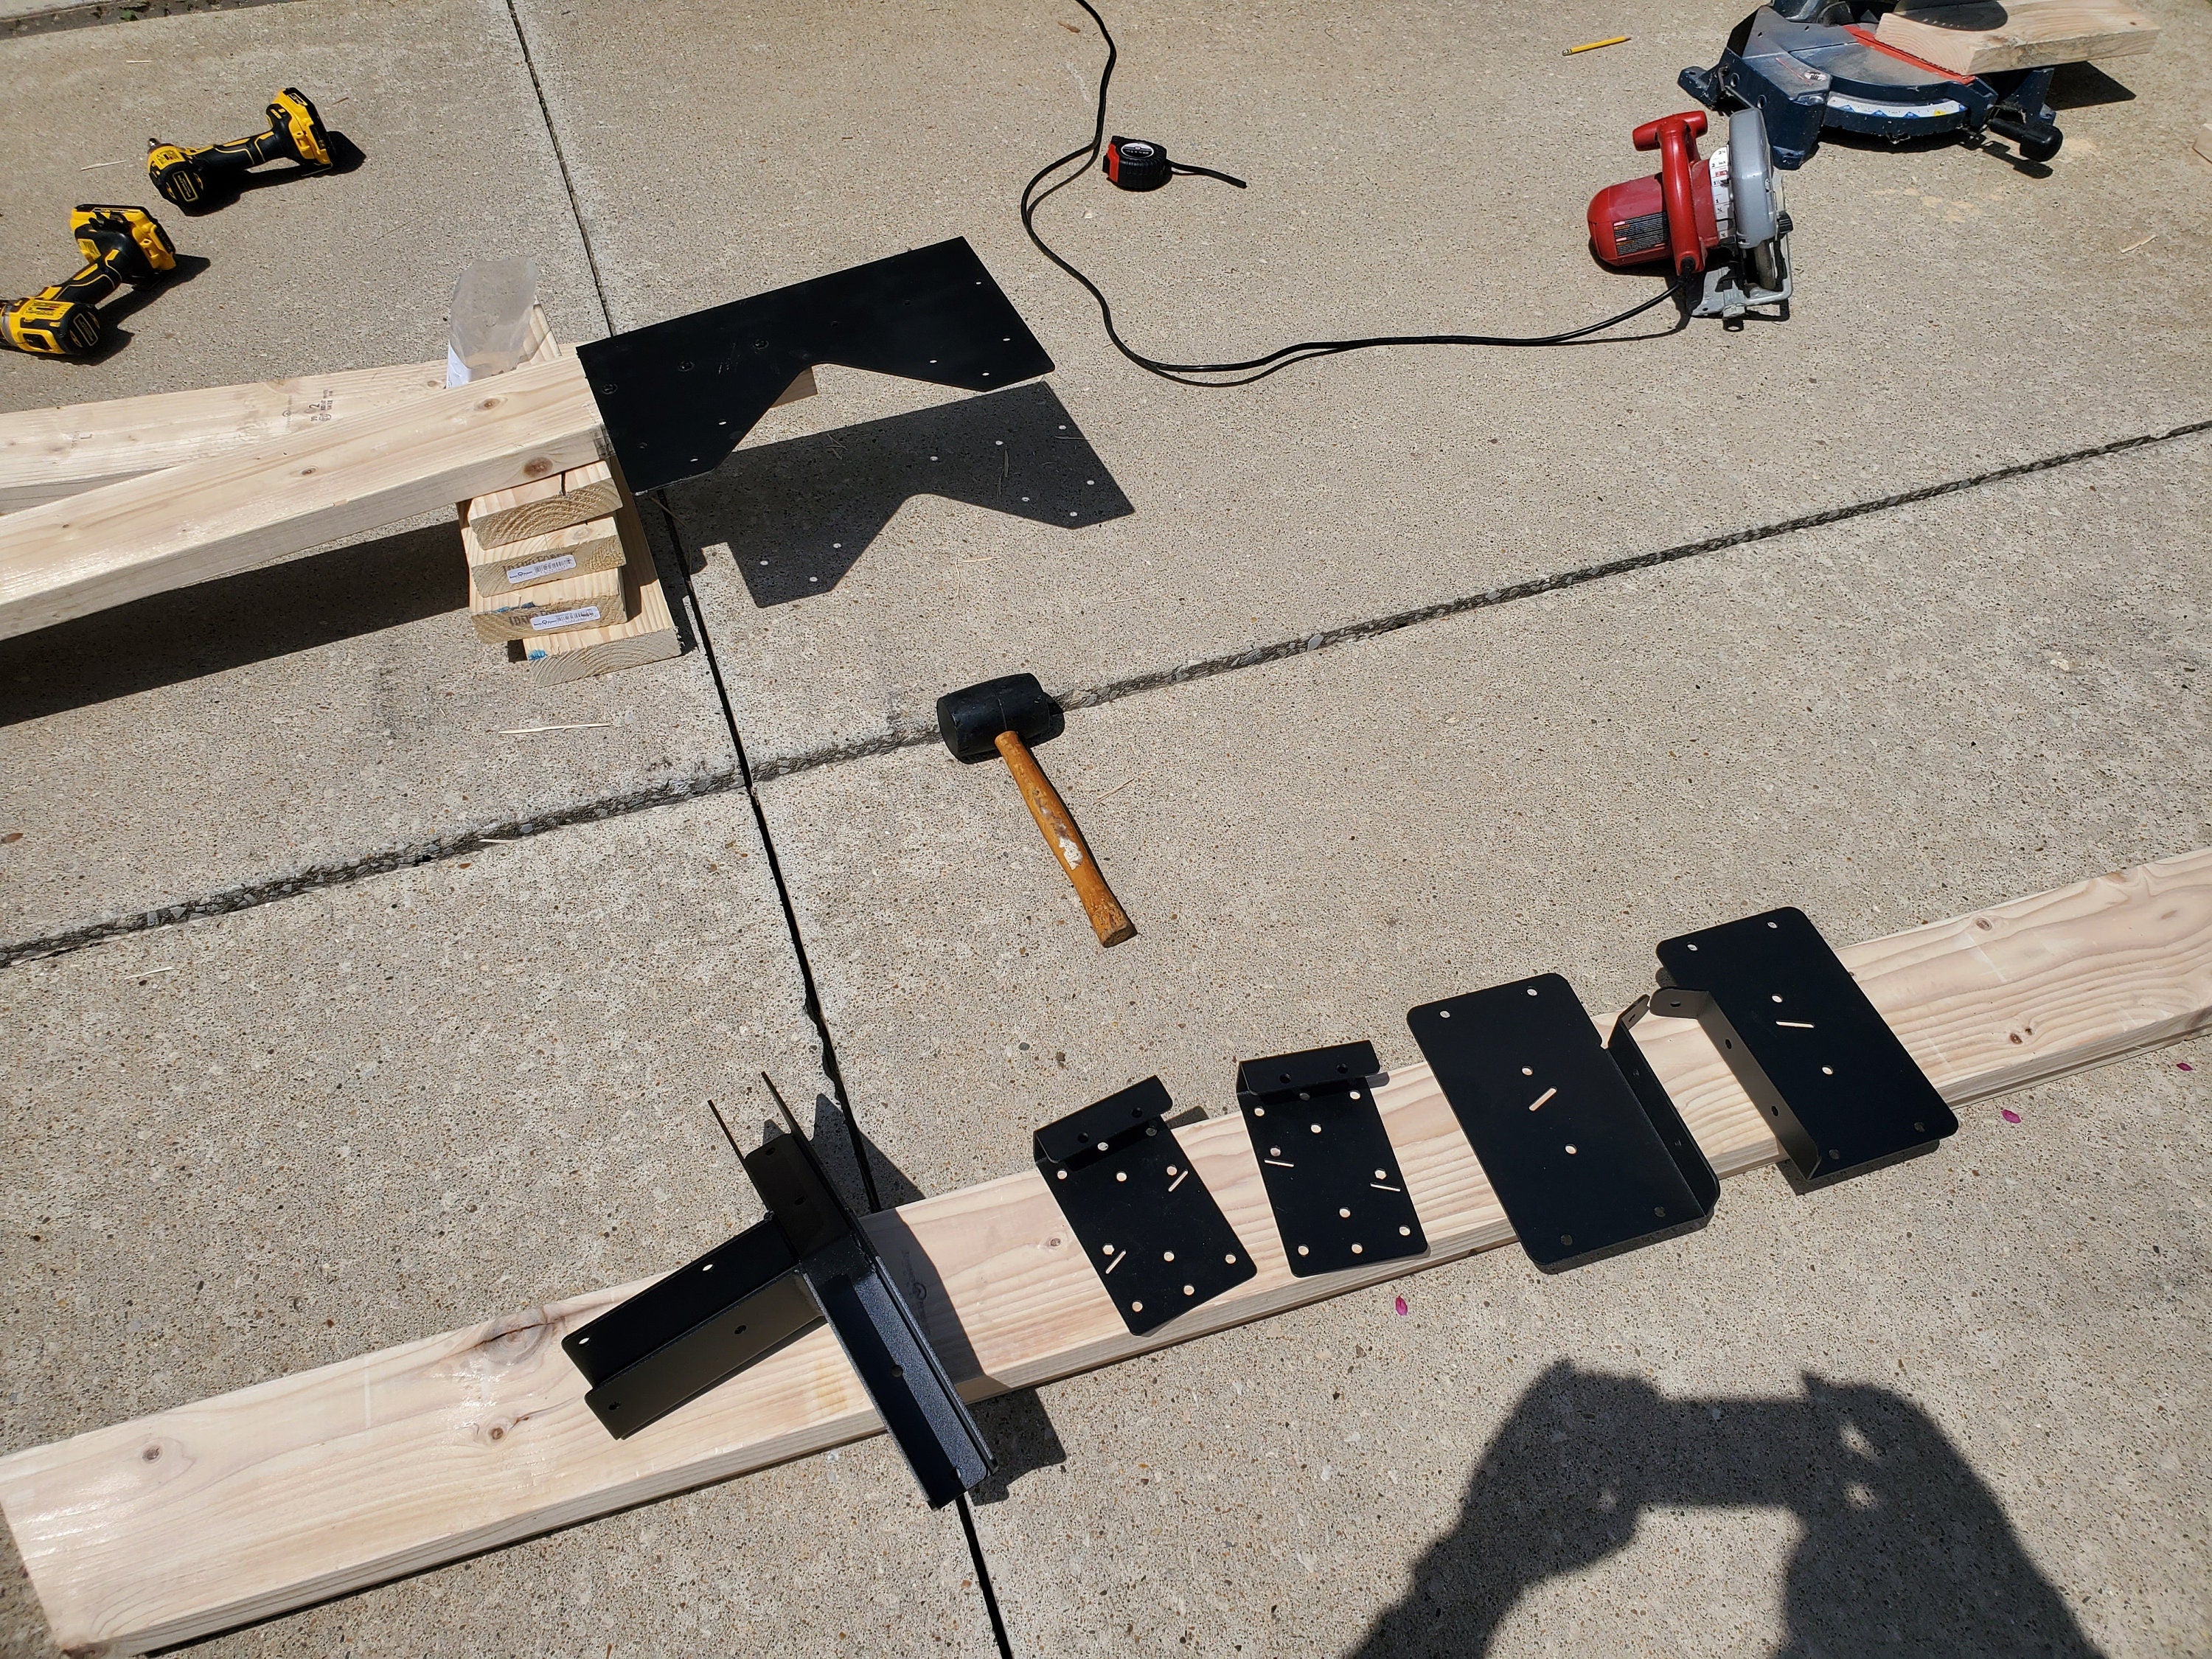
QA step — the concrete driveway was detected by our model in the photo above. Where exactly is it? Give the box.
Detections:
[1,1,2205,1654]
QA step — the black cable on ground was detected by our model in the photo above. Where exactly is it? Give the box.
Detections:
[1021,0,1688,386]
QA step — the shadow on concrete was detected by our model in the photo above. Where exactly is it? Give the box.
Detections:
[0,521,462,725]
[1352,1362,2098,1658]
[664,381,1133,608]
[810,1093,1071,1505]
[2048,61,2135,109]
[76,252,212,362]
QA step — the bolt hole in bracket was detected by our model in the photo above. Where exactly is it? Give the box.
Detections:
[1034,1078,1256,1335]
[1639,906,1956,1190]
[562,1100,992,1509]
[1408,974,1718,1273]
[1234,1041,1427,1276]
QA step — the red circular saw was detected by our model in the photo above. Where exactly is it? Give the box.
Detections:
[1587,105,1792,322]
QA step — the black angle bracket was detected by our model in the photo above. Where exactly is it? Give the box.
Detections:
[1408,973,1719,1272]
[562,1099,992,1509]
[577,237,1055,494]
[1234,1042,1427,1276]
[1035,1079,1256,1336]
[1635,906,1956,1189]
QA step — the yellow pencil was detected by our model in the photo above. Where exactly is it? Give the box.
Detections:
[1565,35,1630,55]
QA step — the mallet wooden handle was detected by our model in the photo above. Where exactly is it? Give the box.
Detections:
[994,729,1135,947]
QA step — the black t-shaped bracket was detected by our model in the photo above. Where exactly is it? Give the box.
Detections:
[561,1095,992,1509]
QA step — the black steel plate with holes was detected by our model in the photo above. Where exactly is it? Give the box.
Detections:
[1655,906,1956,1187]
[1034,1078,1257,1336]
[1407,974,1715,1273]
[563,1107,992,1506]
[1607,1016,1722,1217]
[563,1217,818,1439]
[742,1119,992,1508]
[1234,1042,1427,1276]
[578,237,1054,494]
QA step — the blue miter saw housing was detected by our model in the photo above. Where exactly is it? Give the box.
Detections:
[1680,1,2064,170]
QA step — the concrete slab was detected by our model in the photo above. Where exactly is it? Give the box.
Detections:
[516,0,2212,769]
[0,1,742,947]
[0,793,999,1656]
[752,433,2209,1650]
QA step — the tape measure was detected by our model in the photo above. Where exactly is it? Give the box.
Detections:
[1102,135,1174,190]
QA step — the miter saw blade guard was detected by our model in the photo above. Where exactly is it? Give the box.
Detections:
[1680,2,2062,169]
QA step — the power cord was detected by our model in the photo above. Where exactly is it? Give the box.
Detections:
[1020,0,1689,387]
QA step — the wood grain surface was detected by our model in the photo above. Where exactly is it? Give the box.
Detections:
[1876,0,2159,73]
[519,504,681,685]
[0,354,605,643]
[1,849,2205,1654]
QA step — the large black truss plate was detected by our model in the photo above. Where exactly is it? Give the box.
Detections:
[1234,1042,1427,1276]
[1035,1079,1256,1336]
[577,237,1054,493]
[1408,974,1715,1272]
[1653,906,1955,1187]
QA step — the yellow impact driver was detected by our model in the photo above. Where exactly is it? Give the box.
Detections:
[147,87,332,210]
[1,205,179,358]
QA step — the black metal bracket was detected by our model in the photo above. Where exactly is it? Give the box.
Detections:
[563,1100,992,1509]
[1645,906,1955,1189]
[577,237,1055,494]
[1034,1079,1256,1336]
[1234,1042,1427,1276]
[1408,973,1718,1272]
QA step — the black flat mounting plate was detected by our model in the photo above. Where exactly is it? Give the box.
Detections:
[1235,1042,1426,1276]
[1408,974,1714,1272]
[563,1217,817,1439]
[578,237,1054,494]
[1655,906,1955,1186]
[1035,1079,1256,1336]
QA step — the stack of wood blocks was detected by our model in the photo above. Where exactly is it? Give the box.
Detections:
[452,319,679,686]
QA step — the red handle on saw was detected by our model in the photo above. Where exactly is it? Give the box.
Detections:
[1632,110,1708,278]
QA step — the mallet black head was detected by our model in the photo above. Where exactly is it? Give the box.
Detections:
[936,672,1065,763]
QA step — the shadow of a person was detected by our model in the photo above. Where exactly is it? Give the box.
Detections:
[1354,1362,2098,1658]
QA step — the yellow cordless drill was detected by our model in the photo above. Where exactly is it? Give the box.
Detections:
[147,88,332,210]
[1,205,179,358]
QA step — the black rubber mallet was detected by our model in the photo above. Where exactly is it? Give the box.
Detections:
[936,673,1135,947]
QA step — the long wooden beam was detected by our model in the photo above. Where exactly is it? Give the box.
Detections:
[0,354,605,641]
[0,361,451,516]
[3,850,2206,1654]
[0,308,559,518]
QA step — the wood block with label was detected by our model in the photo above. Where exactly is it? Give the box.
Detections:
[461,510,623,597]
[467,560,627,644]
[1874,0,2159,74]
[521,504,681,684]
[464,459,624,549]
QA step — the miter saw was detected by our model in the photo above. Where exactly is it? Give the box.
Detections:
[1587,105,1792,324]
[1680,1,2064,168]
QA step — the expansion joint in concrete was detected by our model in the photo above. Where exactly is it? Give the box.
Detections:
[0,768,741,972]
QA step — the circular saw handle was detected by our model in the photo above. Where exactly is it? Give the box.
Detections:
[1632,111,1708,279]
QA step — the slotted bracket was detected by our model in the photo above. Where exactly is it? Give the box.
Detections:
[563,1103,992,1508]
[1646,905,1955,1187]
[577,237,1054,493]
[1034,1079,1256,1335]
[1234,1042,1427,1275]
[1408,973,1717,1271]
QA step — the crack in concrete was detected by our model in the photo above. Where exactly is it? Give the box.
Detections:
[1,0,293,39]
[0,769,740,971]
[3,413,2202,972]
